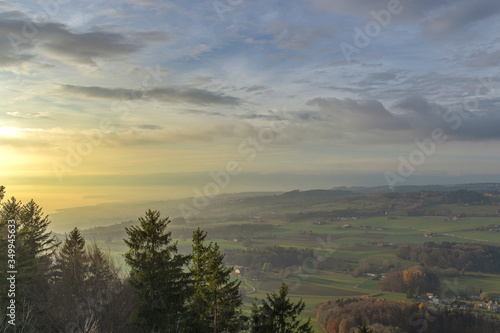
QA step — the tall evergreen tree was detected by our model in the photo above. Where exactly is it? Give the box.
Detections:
[124,210,191,332]
[50,227,124,332]
[0,194,58,332]
[250,283,313,333]
[50,227,90,331]
[188,228,243,332]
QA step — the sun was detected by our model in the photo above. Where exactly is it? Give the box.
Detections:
[0,126,20,137]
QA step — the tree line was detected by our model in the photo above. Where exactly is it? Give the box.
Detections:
[223,246,316,271]
[316,297,500,333]
[378,268,440,297]
[0,187,312,332]
[397,242,500,273]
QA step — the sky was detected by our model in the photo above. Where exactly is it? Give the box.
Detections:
[1,0,500,214]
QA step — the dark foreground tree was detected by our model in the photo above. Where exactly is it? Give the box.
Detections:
[50,227,124,332]
[124,210,191,332]
[0,193,58,332]
[188,228,243,332]
[250,282,313,333]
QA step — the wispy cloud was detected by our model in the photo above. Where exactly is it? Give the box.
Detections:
[58,84,243,106]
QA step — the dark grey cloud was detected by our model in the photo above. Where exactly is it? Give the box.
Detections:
[305,97,410,131]
[393,95,500,141]
[311,0,500,42]
[423,0,500,40]
[393,95,443,116]
[244,85,267,92]
[310,0,455,21]
[358,70,405,87]
[137,124,163,130]
[297,95,500,143]
[0,10,167,67]
[0,11,36,67]
[59,84,242,106]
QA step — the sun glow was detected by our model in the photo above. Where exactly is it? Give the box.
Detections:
[0,126,20,137]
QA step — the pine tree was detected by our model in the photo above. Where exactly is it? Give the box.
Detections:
[124,210,191,332]
[50,227,90,331]
[250,282,313,333]
[188,228,243,332]
[50,227,123,332]
[0,195,58,332]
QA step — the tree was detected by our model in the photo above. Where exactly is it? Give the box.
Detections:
[480,292,490,302]
[188,228,243,332]
[0,195,58,332]
[357,321,374,333]
[50,227,122,332]
[124,210,191,332]
[250,282,313,333]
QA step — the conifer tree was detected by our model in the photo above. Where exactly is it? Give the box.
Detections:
[50,227,123,332]
[250,282,313,333]
[188,228,243,332]
[124,210,191,332]
[0,194,58,332]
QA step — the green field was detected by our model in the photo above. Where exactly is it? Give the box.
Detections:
[76,190,500,332]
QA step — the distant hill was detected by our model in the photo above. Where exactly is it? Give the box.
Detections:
[333,182,500,194]
[49,183,500,233]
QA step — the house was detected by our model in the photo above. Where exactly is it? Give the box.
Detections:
[234,265,246,275]
[488,301,498,312]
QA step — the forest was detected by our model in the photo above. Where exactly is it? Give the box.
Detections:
[396,242,500,273]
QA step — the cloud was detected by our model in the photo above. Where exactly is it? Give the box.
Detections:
[305,97,410,131]
[358,70,404,87]
[423,0,500,39]
[58,84,243,106]
[0,11,36,67]
[466,49,500,68]
[308,0,455,21]
[0,11,167,67]
[6,111,52,119]
[392,95,500,141]
[309,0,500,41]
[39,25,151,65]
[136,124,163,130]
[105,122,242,147]
[295,95,500,143]
[244,85,267,92]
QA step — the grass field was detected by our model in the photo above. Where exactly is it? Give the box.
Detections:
[80,204,500,332]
